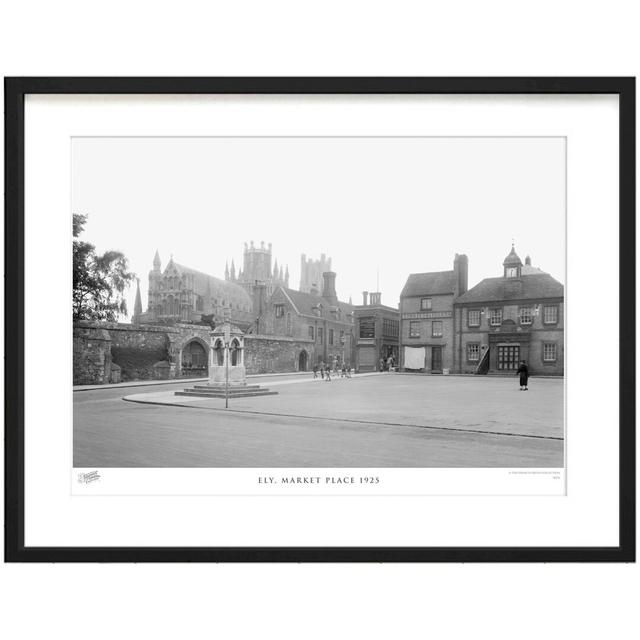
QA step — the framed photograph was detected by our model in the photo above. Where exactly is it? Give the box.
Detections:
[5,77,635,562]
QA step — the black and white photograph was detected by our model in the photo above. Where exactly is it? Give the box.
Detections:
[72,136,565,473]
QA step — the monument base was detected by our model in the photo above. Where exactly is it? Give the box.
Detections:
[208,364,247,387]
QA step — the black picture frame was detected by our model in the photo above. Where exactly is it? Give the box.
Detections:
[4,77,635,563]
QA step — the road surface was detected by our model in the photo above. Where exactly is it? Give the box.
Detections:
[74,373,564,467]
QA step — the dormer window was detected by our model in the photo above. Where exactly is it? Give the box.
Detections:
[506,267,519,278]
[275,304,285,318]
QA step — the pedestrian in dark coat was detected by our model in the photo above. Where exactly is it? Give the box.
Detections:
[517,360,529,390]
[312,363,318,379]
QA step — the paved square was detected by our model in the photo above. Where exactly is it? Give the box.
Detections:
[74,373,564,467]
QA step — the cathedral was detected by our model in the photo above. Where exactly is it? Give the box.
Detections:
[133,241,294,329]
[225,240,289,297]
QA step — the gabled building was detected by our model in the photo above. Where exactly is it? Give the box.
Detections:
[399,254,468,373]
[453,246,564,375]
[258,271,355,369]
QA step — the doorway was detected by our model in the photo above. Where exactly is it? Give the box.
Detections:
[431,346,443,373]
[182,340,208,376]
[298,350,308,372]
[497,344,520,370]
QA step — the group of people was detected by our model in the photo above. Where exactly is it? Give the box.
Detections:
[312,360,351,381]
[379,356,396,372]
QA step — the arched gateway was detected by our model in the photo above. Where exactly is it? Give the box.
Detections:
[181,338,209,376]
[298,349,309,372]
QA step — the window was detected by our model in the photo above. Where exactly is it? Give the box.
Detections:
[468,309,480,327]
[359,317,375,339]
[275,304,285,318]
[308,326,315,340]
[420,298,432,311]
[543,343,557,362]
[409,321,420,338]
[519,307,533,325]
[432,320,443,337]
[329,329,334,345]
[383,318,399,338]
[543,305,558,324]
[318,327,324,345]
[340,330,345,343]
[506,267,518,278]
[467,343,480,362]
[489,308,503,326]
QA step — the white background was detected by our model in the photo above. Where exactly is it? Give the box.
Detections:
[1,2,638,639]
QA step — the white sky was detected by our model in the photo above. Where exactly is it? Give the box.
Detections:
[72,137,565,319]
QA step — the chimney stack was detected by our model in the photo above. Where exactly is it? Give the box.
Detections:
[362,291,369,306]
[454,253,469,296]
[370,292,381,305]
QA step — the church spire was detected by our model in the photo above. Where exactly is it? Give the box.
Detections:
[153,250,161,272]
[225,260,229,281]
[133,278,142,321]
[273,258,279,282]
[230,259,236,281]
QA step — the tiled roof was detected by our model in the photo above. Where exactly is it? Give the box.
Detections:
[400,271,457,297]
[455,273,564,304]
[281,287,355,316]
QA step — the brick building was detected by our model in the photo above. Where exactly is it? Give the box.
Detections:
[453,246,564,375]
[259,271,355,370]
[353,291,400,372]
[399,254,468,373]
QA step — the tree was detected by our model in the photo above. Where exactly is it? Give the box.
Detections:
[73,214,136,321]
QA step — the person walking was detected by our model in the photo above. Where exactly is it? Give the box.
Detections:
[320,362,325,380]
[312,362,318,379]
[517,360,529,390]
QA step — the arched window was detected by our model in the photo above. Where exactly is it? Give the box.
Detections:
[214,339,224,365]
[231,338,240,366]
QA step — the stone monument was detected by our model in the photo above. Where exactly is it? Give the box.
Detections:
[175,314,277,400]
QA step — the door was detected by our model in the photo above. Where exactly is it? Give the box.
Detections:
[298,350,308,372]
[431,346,443,373]
[497,344,520,370]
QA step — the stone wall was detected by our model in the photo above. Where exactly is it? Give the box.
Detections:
[73,322,313,384]
[73,324,112,385]
[244,334,314,374]
[109,325,171,381]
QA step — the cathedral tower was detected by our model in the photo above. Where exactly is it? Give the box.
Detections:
[299,253,332,294]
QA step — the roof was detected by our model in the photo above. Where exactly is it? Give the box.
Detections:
[400,271,457,297]
[503,245,523,266]
[280,287,355,317]
[455,273,564,304]
[169,261,252,309]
